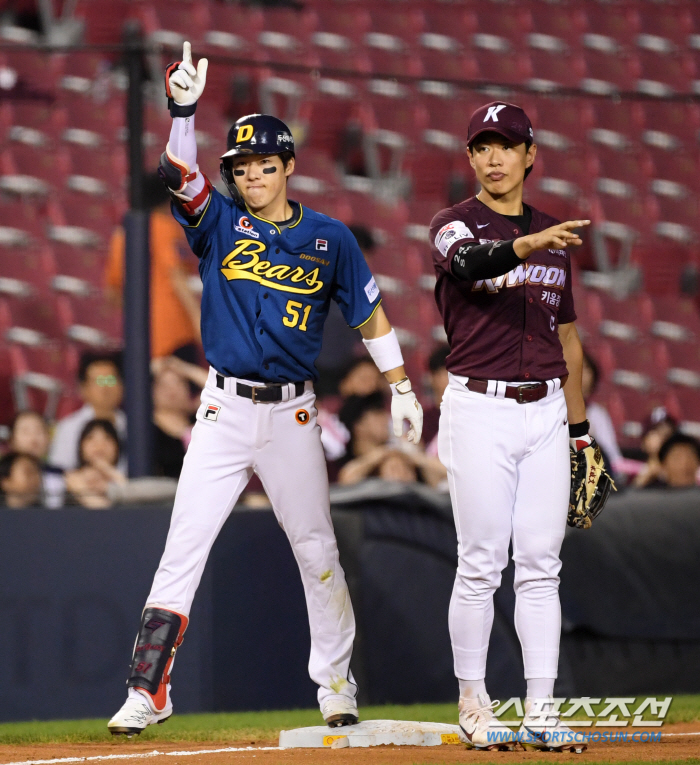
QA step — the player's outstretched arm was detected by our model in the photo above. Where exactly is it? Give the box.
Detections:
[158,42,212,216]
[514,220,590,260]
[359,306,423,443]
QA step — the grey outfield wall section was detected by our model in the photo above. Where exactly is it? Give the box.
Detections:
[1,486,699,721]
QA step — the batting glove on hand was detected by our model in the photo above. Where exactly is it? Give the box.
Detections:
[390,384,423,444]
[165,41,208,116]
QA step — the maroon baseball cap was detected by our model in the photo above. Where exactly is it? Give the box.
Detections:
[467,101,534,148]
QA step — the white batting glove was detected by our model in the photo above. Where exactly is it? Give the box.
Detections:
[167,41,208,107]
[390,382,423,444]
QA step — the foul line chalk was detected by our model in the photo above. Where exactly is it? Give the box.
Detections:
[0,745,281,765]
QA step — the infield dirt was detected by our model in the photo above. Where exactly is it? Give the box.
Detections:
[0,723,698,765]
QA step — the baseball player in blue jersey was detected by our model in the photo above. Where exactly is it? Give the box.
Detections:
[108,43,422,735]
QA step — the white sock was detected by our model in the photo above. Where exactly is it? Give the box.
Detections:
[526,678,554,700]
[458,679,487,698]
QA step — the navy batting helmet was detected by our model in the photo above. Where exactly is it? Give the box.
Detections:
[220,114,295,202]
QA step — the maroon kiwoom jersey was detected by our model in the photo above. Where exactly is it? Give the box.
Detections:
[430,197,576,382]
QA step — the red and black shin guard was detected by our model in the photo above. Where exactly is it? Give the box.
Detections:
[127,607,189,713]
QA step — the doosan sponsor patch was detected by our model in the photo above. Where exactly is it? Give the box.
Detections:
[316,239,328,251]
[435,220,475,257]
[204,404,221,421]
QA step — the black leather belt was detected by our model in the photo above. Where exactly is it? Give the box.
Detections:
[466,375,568,404]
[216,373,305,403]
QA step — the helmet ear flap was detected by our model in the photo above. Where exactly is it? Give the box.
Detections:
[220,159,244,206]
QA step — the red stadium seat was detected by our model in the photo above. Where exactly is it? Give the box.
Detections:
[62,294,122,349]
[136,0,210,48]
[74,0,134,46]
[651,296,700,339]
[590,144,653,189]
[642,101,700,149]
[584,4,641,47]
[581,47,638,95]
[596,292,655,339]
[0,291,69,346]
[8,50,64,99]
[50,242,106,294]
[525,1,587,47]
[635,48,695,97]
[0,197,45,243]
[299,79,359,158]
[531,96,596,151]
[0,246,54,294]
[591,101,645,144]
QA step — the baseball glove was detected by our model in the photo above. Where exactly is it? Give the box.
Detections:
[568,439,616,529]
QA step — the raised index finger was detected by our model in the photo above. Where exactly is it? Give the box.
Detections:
[182,41,192,66]
[559,219,591,230]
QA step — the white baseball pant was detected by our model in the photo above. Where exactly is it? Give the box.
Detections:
[147,368,357,707]
[438,373,570,683]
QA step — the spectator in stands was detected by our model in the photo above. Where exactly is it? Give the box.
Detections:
[106,173,202,363]
[316,225,377,396]
[9,411,65,508]
[335,392,445,487]
[48,352,126,472]
[422,344,450,453]
[65,419,123,508]
[317,357,387,462]
[651,433,700,489]
[633,408,678,488]
[151,356,207,478]
[0,452,42,508]
[581,349,623,472]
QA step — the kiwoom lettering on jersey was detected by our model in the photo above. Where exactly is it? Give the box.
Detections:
[472,263,567,294]
[221,240,325,295]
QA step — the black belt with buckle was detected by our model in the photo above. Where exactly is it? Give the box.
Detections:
[216,373,305,403]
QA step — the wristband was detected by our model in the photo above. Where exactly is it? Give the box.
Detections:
[569,420,589,438]
[362,328,404,373]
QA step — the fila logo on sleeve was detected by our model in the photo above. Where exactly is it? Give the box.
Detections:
[204,404,221,421]
[484,104,507,122]
[316,239,328,251]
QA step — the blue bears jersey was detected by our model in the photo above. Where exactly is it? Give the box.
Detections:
[172,188,382,382]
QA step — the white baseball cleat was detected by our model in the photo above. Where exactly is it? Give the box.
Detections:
[108,689,172,736]
[321,696,359,728]
[519,698,588,753]
[458,693,518,750]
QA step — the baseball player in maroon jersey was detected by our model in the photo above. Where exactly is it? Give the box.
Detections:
[430,102,602,752]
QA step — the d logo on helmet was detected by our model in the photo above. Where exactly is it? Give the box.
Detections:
[236,125,254,143]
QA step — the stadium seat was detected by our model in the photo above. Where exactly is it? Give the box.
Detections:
[665,341,700,390]
[62,294,122,349]
[581,46,638,95]
[0,197,45,243]
[637,3,694,47]
[591,101,645,144]
[673,385,700,428]
[62,92,124,144]
[8,49,64,99]
[1,143,71,196]
[532,96,596,150]
[584,4,641,47]
[257,7,319,68]
[0,291,69,346]
[651,295,700,339]
[642,101,700,149]
[136,0,210,49]
[299,79,359,158]
[596,292,655,339]
[635,47,694,97]
[0,246,54,294]
[50,242,106,295]
[7,341,80,421]
[525,1,587,47]
[73,0,133,46]
[204,2,265,57]
[590,144,653,189]
[631,238,690,294]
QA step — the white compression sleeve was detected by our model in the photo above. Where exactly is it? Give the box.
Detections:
[362,328,404,374]
[167,115,206,210]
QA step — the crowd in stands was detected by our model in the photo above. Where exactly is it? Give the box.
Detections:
[2,330,699,508]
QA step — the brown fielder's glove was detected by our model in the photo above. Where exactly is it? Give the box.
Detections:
[568,439,616,529]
